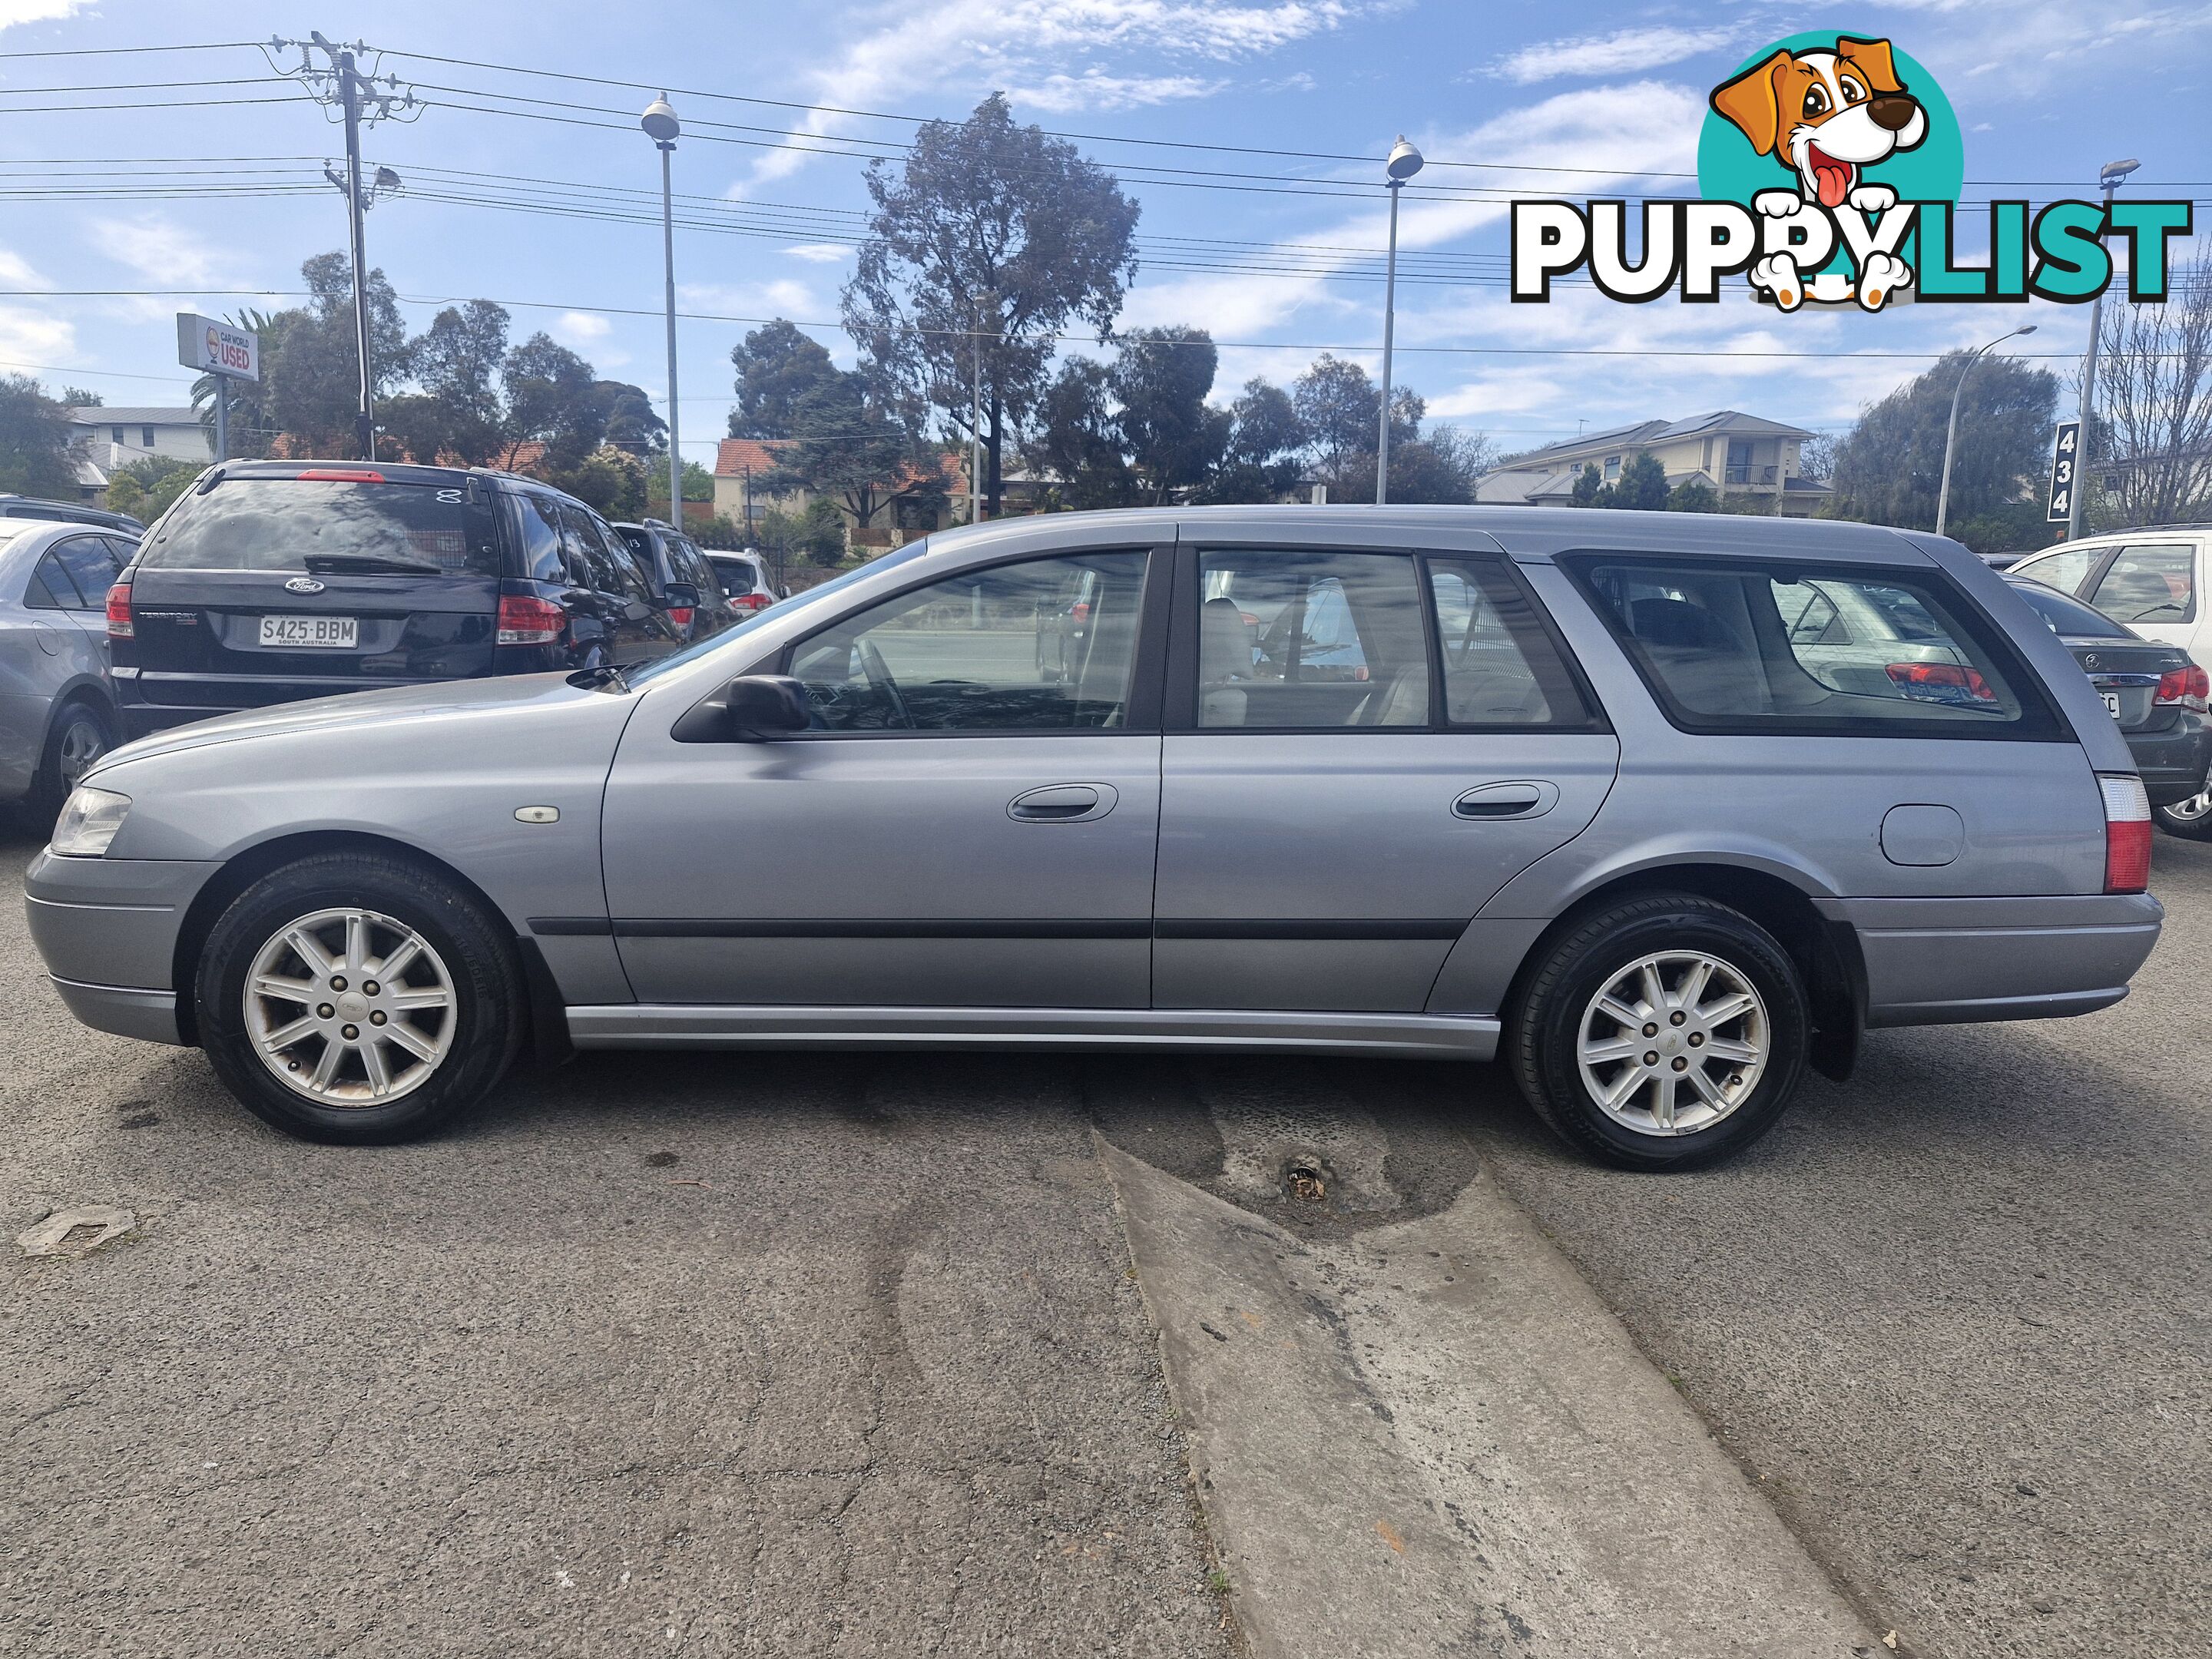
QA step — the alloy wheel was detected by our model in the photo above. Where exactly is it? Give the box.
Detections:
[58,715,105,787]
[2164,788,2212,823]
[243,908,457,1105]
[1575,951,1770,1137]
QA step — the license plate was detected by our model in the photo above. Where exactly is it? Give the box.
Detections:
[259,614,358,649]
[2102,691,2123,719]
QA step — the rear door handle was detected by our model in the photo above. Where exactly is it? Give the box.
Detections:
[1453,781,1560,820]
[1008,783,1115,823]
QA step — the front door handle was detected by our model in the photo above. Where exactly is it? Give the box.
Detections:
[1008,783,1116,823]
[1453,781,1560,820]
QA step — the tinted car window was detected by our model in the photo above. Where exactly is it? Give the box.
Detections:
[513,492,568,583]
[1427,558,1595,727]
[51,535,120,609]
[790,551,1146,733]
[27,551,77,608]
[1197,550,1428,729]
[1575,557,2055,737]
[2088,544,2195,625]
[2007,580,2132,639]
[142,478,498,575]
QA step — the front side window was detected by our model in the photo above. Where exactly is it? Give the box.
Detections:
[142,478,498,576]
[1572,555,2057,737]
[1197,550,1427,728]
[790,551,1147,733]
[2088,544,2195,625]
[1428,559,1596,727]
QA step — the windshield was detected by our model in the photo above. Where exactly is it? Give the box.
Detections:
[625,539,934,687]
[139,478,501,575]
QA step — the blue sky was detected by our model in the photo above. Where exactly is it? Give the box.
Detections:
[1,0,2206,462]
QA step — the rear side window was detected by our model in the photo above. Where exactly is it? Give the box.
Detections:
[1427,559,1597,728]
[51,535,120,606]
[1197,550,1428,728]
[2087,544,2195,625]
[141,478,499,576]
[1570,556,2061,739]
[2009,545,2101,596]
[2008,581,2131,639]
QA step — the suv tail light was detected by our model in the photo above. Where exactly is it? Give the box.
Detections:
[1886,661,1995,704]
[104,576,134,639]
[730,591,770,612]
[1071,601,1091,625]
[666,606,694,629]
[2154,664,2209,712]
[495,593,565,645]
[2100,773,2153,894]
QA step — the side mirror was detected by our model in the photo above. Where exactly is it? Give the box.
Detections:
[661,581,700,611]
[672,674,812,743]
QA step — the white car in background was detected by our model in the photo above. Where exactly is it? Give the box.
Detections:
[706,549,787,616]
[2011,525,2212,835]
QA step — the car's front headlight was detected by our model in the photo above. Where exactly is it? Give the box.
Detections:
[51,786,131,857]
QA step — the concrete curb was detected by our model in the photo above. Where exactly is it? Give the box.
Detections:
[1099,1137,1885,1658]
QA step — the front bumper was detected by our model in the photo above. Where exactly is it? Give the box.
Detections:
[24,849,221,1045]
[1820,892,2164,1027]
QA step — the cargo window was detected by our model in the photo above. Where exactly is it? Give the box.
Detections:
[141,478,499,576]
[1570,555,2061,739]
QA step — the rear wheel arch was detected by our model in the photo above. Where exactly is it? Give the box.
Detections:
[1502,861,1863,1077]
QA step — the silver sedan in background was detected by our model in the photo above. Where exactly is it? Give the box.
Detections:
[0,518,132,819]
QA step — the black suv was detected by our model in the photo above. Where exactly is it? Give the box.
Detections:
[109,462,695,738]
[612,518,734,644]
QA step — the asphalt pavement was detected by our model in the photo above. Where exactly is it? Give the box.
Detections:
[5,820,2207,1657]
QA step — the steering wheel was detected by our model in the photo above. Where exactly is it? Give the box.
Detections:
[857,638,913,729]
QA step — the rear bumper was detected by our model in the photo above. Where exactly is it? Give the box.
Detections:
[1821,893,2163,1027]
[2124,720,2212,806]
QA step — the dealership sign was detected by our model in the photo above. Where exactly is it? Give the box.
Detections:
[176,312,259,381]
[2047,422,2081,524]
[1510,32,2192,311]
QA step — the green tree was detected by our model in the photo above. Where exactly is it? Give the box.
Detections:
[548,446,649,521]
[192,307,301,459]
[1196,377,1310,505]
[1570,463,1605,507]
[60,386,101,408]
[1612,452,1669,511]
[1666,478,1722,512]
[501,333,608,471]
[843,93,1139,517]
[1293,353,1379,482]
[1112,326,1227,505]
[1830,349,2058,532]
[729,320,840,439]
[1028,357,1137,509]
[270,253,409,457]
[1333,423,1493,505]
[0,375,84,498]
[103,455,200,522]
[759,497,846,566]
[597,382,666,455]
[765,369,915,530]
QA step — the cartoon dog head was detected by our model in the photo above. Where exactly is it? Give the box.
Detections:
[1710,37,1927,208]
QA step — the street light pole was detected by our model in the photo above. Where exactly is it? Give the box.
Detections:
[337,46,374,462]
[2068,157,2139,541]
[1936,324,2037,538]
[1375,136,1423,506]
[642,95,683,529]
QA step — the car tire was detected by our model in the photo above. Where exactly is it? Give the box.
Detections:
[30,697,115,819]
[1506,892,1810,1171]
[2152,788,2212,840]
[196,849,525,1144]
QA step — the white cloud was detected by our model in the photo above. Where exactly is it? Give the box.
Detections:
[1000,70,1228,113]
[0,1,94,28]
[783,243,851,263]
[86,216,229,287]
[1490,25,1739,85]
[0,244,48,286]
[0,304,75,367]
[551,310,612,343]
[679,278,821,319]
[734,0,1362,194]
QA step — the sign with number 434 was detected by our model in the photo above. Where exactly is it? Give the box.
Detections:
[2047,422,2080,524]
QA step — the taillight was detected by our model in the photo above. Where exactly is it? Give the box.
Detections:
[105,578,133,639]
[2154,664,2210,712]
[1071,601,1091,624]
[2101,773,2153,894]
[495,593,565,645]
[733,591,770,612]
[1886,661,1995,705]
[667,607,694,629]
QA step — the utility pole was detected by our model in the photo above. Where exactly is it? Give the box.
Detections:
[2069,157,2141,541]
[969,301,984,526]
[270,35,418,462]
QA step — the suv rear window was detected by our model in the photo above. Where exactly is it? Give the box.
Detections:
[1569,556,2061,739]
[139,478,500,576]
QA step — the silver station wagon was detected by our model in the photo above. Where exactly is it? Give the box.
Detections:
[25,505,2162,1169]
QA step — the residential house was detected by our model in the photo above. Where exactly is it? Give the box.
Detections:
[1476,412,1832,518]
[714,438,973,550]
[67,405,213,505]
